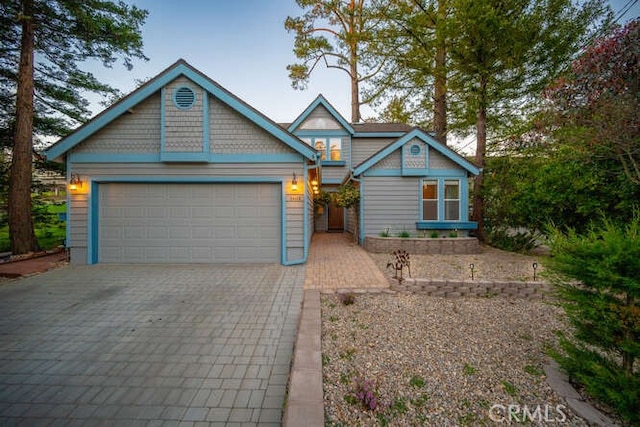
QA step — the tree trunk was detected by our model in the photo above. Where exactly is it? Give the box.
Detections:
[8,0,39,254]
[348,0,361,123]
[433,0,447,145]
[472,74,487,241]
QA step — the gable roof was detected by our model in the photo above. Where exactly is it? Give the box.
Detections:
[44,59,318,161]
[287,94,354,134]
[353,128,480,176]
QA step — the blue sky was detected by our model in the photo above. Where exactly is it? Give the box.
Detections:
[86,0,639,125]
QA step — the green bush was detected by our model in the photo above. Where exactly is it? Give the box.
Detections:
[487,227,539,253]
[545,214,640,424]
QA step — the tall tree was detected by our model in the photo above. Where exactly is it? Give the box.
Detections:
[2,0,147,254]
[545,18,639,185]
[447,0,609,240]
[285,0,381,122]
[370,0,452,144]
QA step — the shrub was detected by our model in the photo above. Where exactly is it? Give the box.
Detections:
[338,292,356,305]
[429,231,439,238]
[397,230,410,238]
[379,228,390,237]
[487,227,539,253]
[545,214,640,424]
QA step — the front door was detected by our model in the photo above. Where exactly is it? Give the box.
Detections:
[328,202,344,232]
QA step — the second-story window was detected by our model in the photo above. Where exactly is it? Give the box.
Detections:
[301,137,343,162]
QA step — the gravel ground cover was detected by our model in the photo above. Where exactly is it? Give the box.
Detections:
[370,245,544,282]
[321,293,587,426]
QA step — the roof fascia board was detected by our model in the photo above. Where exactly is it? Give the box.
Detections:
[46,62,317,161]
[287,95,354,134]
[353,129,480,176]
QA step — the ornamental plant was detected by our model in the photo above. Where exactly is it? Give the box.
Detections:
[347,376,380,411]
[545,213,640,424]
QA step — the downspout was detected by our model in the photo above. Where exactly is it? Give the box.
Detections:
[347,172,363,246]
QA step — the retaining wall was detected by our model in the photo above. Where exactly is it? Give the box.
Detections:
[391,278,550,300]
[365,236,481,255]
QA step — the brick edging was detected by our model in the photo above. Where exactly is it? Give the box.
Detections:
[391,278,550,299]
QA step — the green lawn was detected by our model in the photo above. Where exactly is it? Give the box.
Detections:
[0,202,66,252]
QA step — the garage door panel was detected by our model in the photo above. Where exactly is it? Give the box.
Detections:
[100,183,280,263]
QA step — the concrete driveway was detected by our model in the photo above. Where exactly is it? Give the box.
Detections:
[0,263,304,426]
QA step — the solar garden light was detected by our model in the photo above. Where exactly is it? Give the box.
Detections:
[532,262,538,281]
[470,263,475,280]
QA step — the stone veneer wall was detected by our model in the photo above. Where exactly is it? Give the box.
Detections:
[365,236,480,255]
[391,278,550,300]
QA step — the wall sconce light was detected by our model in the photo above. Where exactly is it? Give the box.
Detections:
[68,173,83,191]
[291,173,298,192]
[311,179,318,186]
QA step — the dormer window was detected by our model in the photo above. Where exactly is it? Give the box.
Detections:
[301,137,343,163]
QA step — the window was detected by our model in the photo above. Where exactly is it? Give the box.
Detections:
[314,140,326,160]
[328,137,342,161]
[444,180,460,220]
[422,180,438,220]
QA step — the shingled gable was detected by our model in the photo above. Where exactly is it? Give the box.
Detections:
[353,127,480,177]
[287,94,354,134]
[44,59,318,161]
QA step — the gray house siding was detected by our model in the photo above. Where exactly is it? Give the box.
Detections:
[164,76,204,152]
[429,148,459,169]
[64,72,310,265]
[210,96,292,154]
[73,94,161,154]
[66,162,306,264]
[351,137,396,167]
[361,176,419,237]
[299,105,342,130]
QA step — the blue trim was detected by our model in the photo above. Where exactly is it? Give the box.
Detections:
[288,94,354,134]
[438,179,445,221]
[68,152,305,163]
[353,132,406,138]
[44,61,317,161]
[303,167,309,261]
[160,152,208,162]
[86,177,295,265]
[359,179,365,244]
[202,92,210,154]
[460,179,469,222]
[293,129,350,137]
[321,178,343,184]
[89,181,99,265]
[363,169,402,177]
[416,221,478,230]
[353,128,480,177]
[321,160,346,167]
[65,166,71,248]
[281,183,286,265]
[363,168,467,178]
[160,87,166,154]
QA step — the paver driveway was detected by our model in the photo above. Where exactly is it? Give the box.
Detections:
[0,263,304,426]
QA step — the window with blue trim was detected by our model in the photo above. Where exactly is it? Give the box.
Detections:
[422,180,438,220]
[422,179,460,221]
[444,180,460,220]
[301,137,343,162]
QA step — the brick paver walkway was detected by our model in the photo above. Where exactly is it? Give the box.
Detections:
[304,233,389,291]
[0,264,304,426]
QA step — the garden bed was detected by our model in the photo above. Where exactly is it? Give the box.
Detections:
[365,235,480,255]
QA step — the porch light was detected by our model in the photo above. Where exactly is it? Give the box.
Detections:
[291,173,298,192]
[68,173,83,191]
[311,179,318,186]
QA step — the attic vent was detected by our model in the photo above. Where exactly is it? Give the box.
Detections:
[173,86,196,109]
[410,144,421,155]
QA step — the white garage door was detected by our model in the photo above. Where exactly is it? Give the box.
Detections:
[99,183,280,263]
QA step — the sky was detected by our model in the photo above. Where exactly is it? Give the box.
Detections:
[84,0,640,127]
